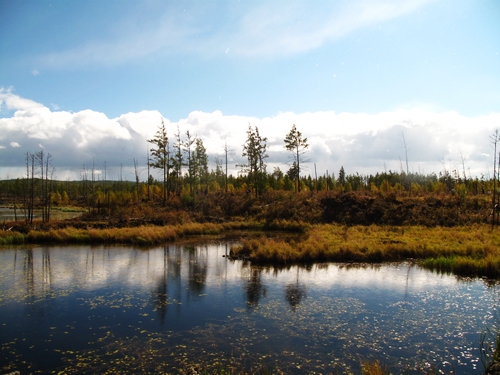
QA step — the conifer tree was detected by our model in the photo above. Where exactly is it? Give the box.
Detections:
[284,124,309,192]
[148,119,170,205]
[240,125,268,197]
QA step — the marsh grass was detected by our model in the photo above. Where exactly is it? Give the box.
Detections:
[0,230,25,245]
[230,224,500,277]
[4,219,500,277]
[25,225,202,244]
[0,220,266,246]
[360,360,389,375]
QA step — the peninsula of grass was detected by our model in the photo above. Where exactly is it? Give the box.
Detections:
[230,223,500,278]
[3,215,500,277]
[0,220,264,246]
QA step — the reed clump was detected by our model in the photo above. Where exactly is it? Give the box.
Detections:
[0,230,25,245]
[23,223,234,245]
[360,360,389,375]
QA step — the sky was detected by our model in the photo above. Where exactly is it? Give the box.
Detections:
[1,0,499,182]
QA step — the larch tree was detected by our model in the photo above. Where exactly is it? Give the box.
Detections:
[194,138,209,193]
[284,124,309,192]
[172,125,184,196]
[183,130,197,198]
[148,119,170,205]
[240,125,268,197]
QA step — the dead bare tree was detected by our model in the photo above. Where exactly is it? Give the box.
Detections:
[401,131,411,196]
[133,158,141,204]
[490,129,500,227]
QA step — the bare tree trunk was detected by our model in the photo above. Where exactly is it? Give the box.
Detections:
[147,147,151,201]
[45,153,53,222]
[30,154,35,224]
[491,130,499,228]
[225,142,228,193]
[133,158,140,204]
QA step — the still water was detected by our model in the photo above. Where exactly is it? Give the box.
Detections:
[0,242,498,374]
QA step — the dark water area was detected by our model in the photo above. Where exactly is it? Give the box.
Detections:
[0,242,499,374]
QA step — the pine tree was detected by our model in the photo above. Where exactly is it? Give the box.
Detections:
[240,125,268,197]
[148,119,170,205]
[284,124,309,192]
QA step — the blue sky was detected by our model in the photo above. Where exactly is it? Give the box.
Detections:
[1,0,499,181]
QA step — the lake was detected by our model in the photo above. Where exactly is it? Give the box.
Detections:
[0,241,498,374]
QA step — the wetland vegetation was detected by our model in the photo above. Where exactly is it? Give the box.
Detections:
[1,182,499,278]
[2,127,500,374]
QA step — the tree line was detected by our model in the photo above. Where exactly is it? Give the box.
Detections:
[0,121,498,224]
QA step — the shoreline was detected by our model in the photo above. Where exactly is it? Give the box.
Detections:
[2,220,500,279]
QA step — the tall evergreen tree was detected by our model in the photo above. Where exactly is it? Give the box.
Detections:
[194,138,209,193]
[338,166,346,187]
[284,124,309,192]
[183,130,197,197]
[148,119,170,205]
[240,125,268,197]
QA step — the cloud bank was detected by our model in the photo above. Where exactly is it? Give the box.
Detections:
[0,88,498,181]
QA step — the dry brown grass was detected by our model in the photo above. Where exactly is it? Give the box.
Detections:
[230,224,500,277]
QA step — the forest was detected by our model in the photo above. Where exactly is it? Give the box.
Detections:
[0,123,498,230]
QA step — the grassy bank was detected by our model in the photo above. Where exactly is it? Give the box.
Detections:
[0,220,264,246]
[230,224,500,277]
[3,220,500,277]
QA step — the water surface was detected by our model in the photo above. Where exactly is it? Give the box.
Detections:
[0,242,498,374]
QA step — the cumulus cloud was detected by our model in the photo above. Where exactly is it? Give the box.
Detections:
[0,87,44,112]
[0,90,499,180]
[0,90,146,177]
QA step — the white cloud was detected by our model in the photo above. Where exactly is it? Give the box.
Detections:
[1,90,499,180]
[230,0,434,57]
[0,87,44,111]
[117,110,165,140]
[36,0,435,68]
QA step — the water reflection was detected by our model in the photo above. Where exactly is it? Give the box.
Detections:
[151,245,169,324]
[0,243,498,375]
[285,268,306,311]
[245,266,267,308]
[187,245,208,296]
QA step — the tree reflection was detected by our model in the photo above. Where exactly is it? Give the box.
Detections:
[285,283,306,311]
[151,245,169,324]
[186,246,208,297]
[42,247,52,295]
[246,266,266,308]
[23,249,34,302]
[285,267,306,311]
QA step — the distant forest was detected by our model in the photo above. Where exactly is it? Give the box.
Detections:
[0,123,499,227]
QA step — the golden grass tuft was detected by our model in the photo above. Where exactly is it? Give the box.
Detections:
[230,224,500,277]
[0,230,25,244]
[26,225,181,245]
[360,360,389,375]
